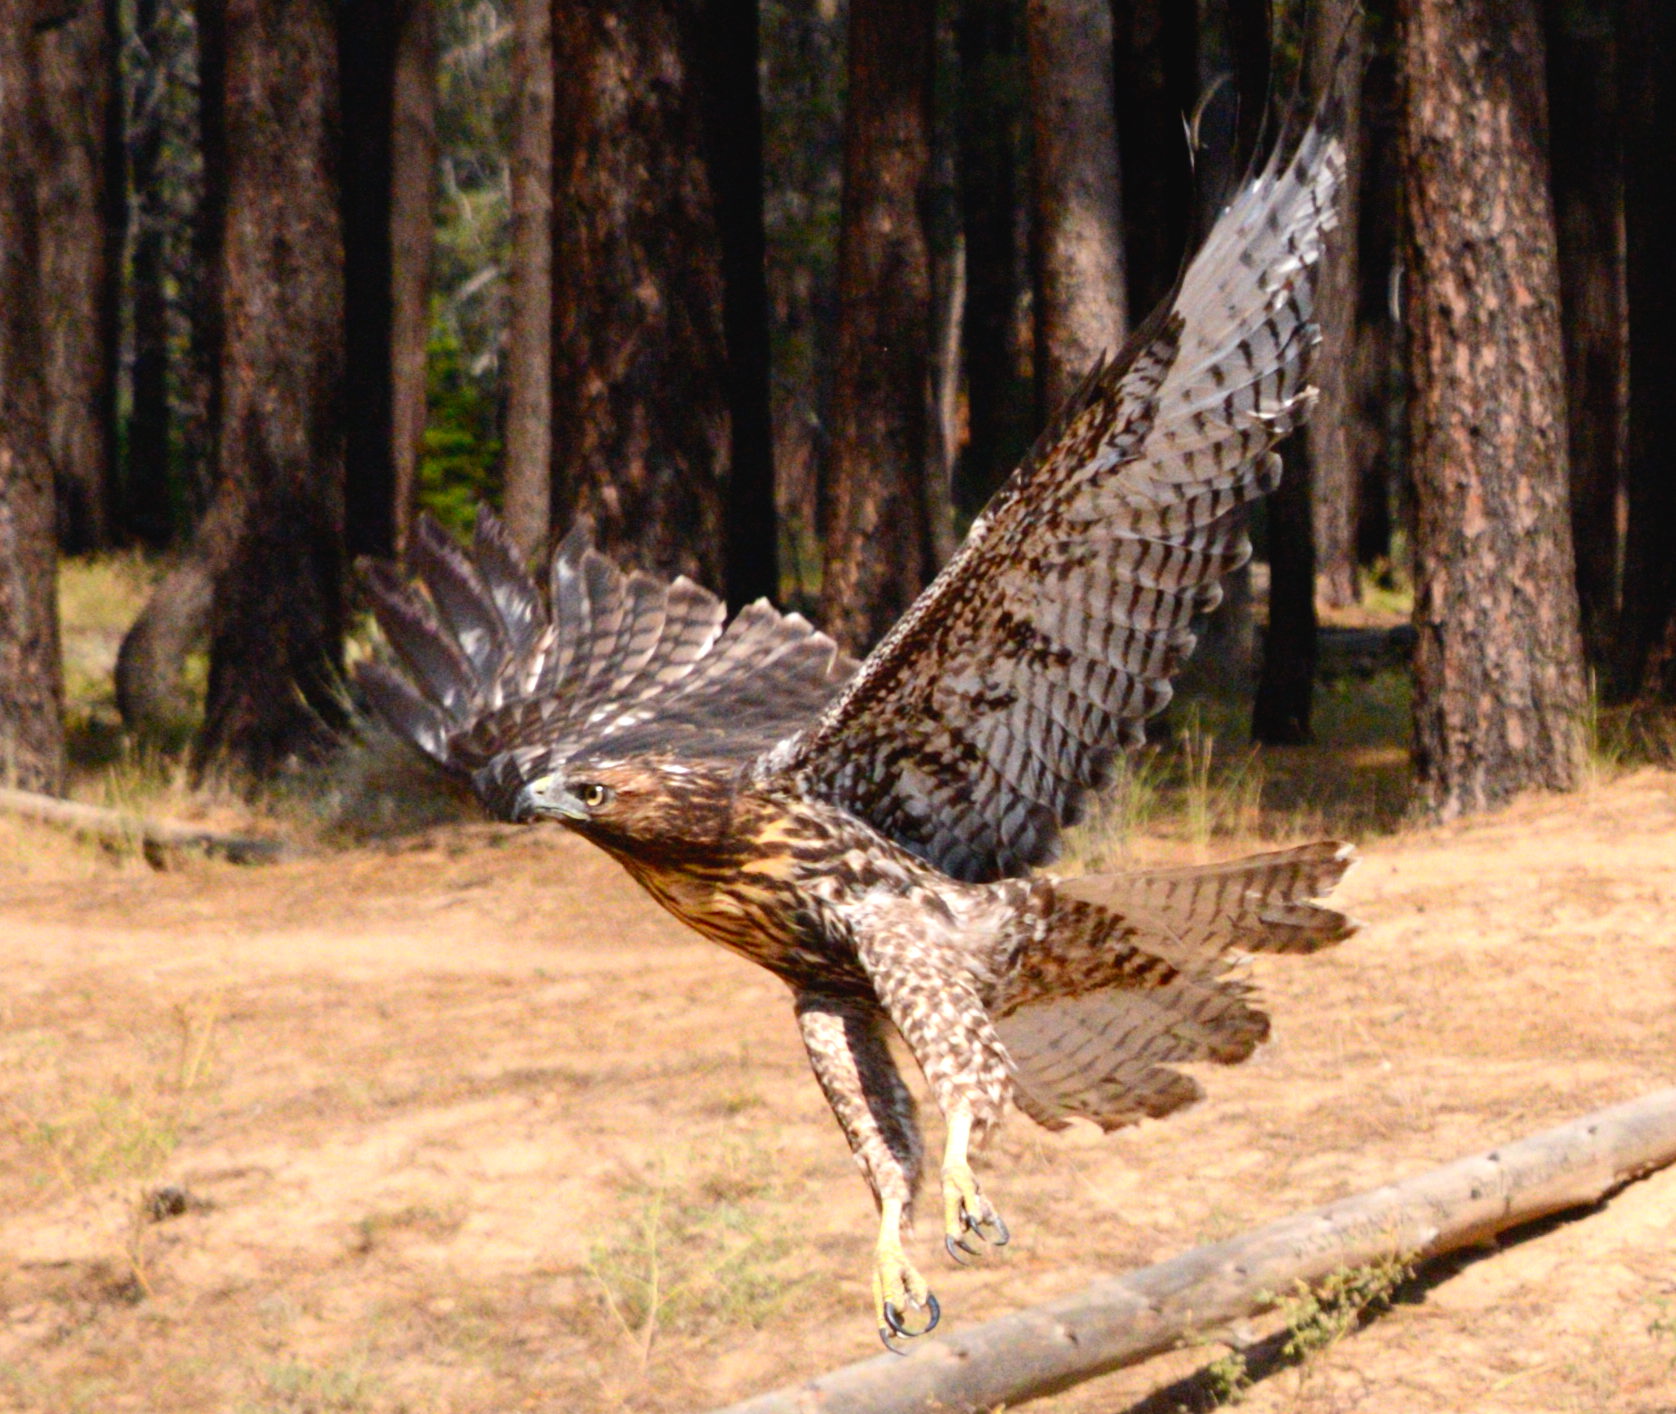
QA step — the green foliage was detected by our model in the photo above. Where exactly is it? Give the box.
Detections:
[1272,1254,1414,1367]
[418,320,502,538]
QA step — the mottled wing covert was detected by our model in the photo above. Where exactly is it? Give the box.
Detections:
[764,86,1349,883]
[357,512,856,818]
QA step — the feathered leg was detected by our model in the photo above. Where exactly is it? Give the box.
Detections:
[853,924,1014,1279]
[793,993,934,1349]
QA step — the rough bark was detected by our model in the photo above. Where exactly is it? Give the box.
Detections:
[1026,0,1127,418]
[1615,0,1676,702]
[710,1088,1676,1414]
[388,0,436,560]
[0,3,65,794]
[501,0,553,562]
[1546,0,1625,678]
[1254,3,1363,743]
[126,0,175,549]
[819,0,938,652]
[550,0,729,587]
[192,0,347,782]
[37,0,122,553]
[1401,0,1587,816]
[953,0,1031,517]
[1306,2,1366,609]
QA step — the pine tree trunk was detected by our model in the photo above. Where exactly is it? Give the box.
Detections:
[954,0,1031,517]
[38,0,122,553]
[1546,0,1625,680]
[389,0,435,560]
[1026,0,1126,417]
[819,0,937,652]
[126,0,174,549]
[0,4,66,794]
[193,0,346,781]
[502,0,553,563]
[1401,0,1586,816]
[550,0,729,587]
[1306,1,1365,610]
[1616,0,1676,702]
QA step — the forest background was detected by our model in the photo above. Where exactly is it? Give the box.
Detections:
[0,0,1672,830]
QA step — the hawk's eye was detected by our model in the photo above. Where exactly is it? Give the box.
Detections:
[575,782,612,810]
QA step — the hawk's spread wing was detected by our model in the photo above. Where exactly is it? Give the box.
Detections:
[762,93,1348,883]
[358,514,854,817]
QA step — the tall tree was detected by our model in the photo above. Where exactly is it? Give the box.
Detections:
[550,0,729,587]
[954,0,1031,517]
[1306,4,1366,609]
[1616,0,1676,701]
[0,1,66,793]
[1400,0,1586,815]
[125,0,176,550]
[341,0,435,563]
[501,0,553,562]
[1254,4,1363,745]
[388,0,435,560]
[193,0,347,780]
[820,0,938,651]
[37,0,123,553]
[1547,0,1625,675]
[1026,0,1127,417]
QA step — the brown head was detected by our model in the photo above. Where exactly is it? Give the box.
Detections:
[512,756,744,870]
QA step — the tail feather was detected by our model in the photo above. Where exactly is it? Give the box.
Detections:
[996,840,1355,1131]
[1059,839,1358,961]
[1000,980,1270,1132]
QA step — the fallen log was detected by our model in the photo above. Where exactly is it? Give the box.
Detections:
[710,1087,1676,1414]
[0,786,301,864]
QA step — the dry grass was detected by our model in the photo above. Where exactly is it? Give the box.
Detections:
[2,768,1674,1413]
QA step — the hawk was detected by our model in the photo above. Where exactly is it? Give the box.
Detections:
[358,85,1354,1347]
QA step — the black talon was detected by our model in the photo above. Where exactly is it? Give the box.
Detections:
[945,1232,977,1265]
[880,1292,941,1348]
[988,1210,1011,1247]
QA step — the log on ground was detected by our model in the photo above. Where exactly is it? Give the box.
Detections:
[708,1087,1676,1414]
[0,786,301,864]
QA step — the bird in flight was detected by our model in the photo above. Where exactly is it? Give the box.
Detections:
[359,81,1353,1348]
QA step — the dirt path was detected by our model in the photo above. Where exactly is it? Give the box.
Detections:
[2,772,1674,1412]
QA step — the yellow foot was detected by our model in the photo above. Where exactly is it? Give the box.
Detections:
[872,1201,940,1353]
[941,1159,1010,1265]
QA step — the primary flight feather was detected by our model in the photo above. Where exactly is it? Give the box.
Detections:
[359,77,1354,1347]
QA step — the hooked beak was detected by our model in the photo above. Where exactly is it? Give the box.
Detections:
[514,773,589,823]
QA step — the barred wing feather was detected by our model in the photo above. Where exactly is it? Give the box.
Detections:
[358,512,855,819]
[764,87,1348,883]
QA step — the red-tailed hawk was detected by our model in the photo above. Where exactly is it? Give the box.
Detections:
[359,84,1353,1347]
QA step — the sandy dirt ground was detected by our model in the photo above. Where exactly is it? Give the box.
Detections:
[2,770,1674,1413]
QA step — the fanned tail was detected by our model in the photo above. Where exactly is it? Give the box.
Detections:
[995,841,1356,1131]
